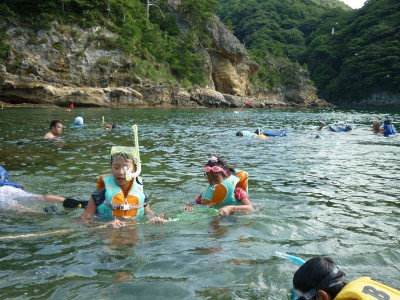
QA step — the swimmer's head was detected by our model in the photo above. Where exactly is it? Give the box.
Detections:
[293,257,347,300]
[105,122,116,130]
[384,119,392,125]
[205,156,235,176]
[74,117,84,125]
[110,146,139,181]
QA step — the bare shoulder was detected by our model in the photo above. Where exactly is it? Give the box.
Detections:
[43,132,54,139]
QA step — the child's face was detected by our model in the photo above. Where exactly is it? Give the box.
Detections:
[111,157,135,186]
[206,171,225,186]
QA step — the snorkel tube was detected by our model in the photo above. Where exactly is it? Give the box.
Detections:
[275,251,305,300]
[130,124,141,178]
[275,251,305,266]
[122,125,141,181]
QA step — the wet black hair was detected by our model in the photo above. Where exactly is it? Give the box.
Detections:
[50,119,62,129]
[206,156,235,176]
[105,122,117,129]
[384,119,392,125]
[110,152,136,166]
[293,257,347,298]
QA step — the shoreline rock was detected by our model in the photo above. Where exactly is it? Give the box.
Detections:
[0,19,332,109]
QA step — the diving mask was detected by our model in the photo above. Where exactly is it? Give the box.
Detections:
[110,146,139,181]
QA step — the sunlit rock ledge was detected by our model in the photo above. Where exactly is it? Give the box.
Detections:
[0,70,331,109]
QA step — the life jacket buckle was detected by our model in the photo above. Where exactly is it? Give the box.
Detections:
[121,204,130,210]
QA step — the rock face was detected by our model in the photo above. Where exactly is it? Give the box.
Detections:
[349,92,400,107]
[0,19,329,108]
[205,16,258,97]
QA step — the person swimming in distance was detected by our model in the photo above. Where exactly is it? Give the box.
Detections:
[328,125,352,132]
[105,122,118,130]
[372,120,384,134]
[73,116,84,125]
[236,130,268,139]
[44,120,63,139]
[382,119,396,137]
[317,122,326,131]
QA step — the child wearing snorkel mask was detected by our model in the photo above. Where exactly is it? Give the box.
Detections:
[292,256,400,300]
[185,156,254,215]
[80,147,164,228]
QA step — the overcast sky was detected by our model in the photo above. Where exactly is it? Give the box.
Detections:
[340,0,366,8]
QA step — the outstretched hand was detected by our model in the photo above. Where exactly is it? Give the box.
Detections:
[218,205,235,216]
[150,214,167,224]
[108,219,125,229]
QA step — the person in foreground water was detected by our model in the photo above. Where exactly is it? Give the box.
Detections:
[185,156,254,215]
[44,119,63,139]
[0,165,87,211]
[292,256,400,300]
[79,147,164,228]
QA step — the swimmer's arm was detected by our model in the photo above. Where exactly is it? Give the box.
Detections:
[42,194,65,203]
[78,198,98,226]
[235,188,254,212]
[235,197,254,213]
[218,189,254,215]
[218,199,254,215]
[144,203,154,216]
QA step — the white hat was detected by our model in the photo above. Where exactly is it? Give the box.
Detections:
[74,117,84,125]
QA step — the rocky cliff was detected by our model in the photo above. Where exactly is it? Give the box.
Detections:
[0,16,330,109]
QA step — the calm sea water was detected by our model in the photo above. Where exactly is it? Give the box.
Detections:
[0,107,399,299]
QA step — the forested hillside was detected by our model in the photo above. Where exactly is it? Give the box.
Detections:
[0,0,218,87]
[305,0,400,104]
[219,0,400,105]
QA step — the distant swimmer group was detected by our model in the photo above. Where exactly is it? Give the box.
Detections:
[236,119,396,141]
[373,119,396,136]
